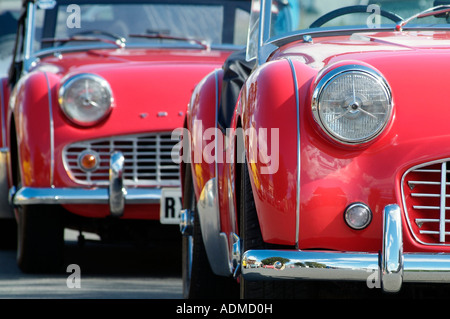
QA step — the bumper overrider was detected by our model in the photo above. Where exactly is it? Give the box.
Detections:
[11,151,161,217]
[188,178,450,293]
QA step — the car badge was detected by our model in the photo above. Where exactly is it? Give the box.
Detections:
[157,112,168,117]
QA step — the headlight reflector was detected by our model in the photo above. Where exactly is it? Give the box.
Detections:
[312,65,392,144]
[59,73,113,126]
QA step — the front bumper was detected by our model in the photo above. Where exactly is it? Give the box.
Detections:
[12,151,161,217]
[241,204,450,293]
[13,186,161,204]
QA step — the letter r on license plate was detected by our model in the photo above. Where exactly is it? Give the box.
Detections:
[160,188,182,224]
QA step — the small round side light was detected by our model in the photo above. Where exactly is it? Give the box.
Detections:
[344,202,372,230]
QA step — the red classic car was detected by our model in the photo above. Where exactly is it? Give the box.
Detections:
[0,0,250,273]
[181,0,450,298]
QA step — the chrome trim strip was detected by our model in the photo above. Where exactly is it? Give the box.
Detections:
[214,69,219,183]
[109,151,125,217]
[440,162,447,243]
[24,2,35,61]
[196,178,232,277]
[43,72,55,187]
[32,44,244,61]
[241,204,450,293]
[258,0,270,65]
[265,26,450,52]
[287,58,301,248]
[261,0,271,45]
[12,187,162,205]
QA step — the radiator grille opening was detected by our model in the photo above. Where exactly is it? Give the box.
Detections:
[63,132,180,187]
[402,160,450,245]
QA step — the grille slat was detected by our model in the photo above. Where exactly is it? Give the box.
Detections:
[63,133,180,187]
[402,160,450,245]
[413,206,441,210]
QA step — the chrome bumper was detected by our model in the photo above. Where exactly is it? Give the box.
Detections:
[13,187,161,203]
[11,151,162,217]
[241,204,450,293]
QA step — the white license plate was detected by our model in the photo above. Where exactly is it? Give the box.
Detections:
[160,188,182,224]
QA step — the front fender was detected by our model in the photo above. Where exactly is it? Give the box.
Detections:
[187,68,233,276]
[11,71,54,187]
[187,69,222,201]
[239,58,316,246]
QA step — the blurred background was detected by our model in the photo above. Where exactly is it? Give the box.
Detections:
[0,0,20,77]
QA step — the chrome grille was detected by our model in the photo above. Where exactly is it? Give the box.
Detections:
[402,159,450,245]
[63,133,180,187]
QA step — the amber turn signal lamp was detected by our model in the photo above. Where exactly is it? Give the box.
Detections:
[78,150,100,172]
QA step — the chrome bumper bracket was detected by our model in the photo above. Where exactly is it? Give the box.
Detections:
[109,151,126,217]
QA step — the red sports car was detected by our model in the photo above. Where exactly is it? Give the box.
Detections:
[181,0,450,298]
[0,0,250,273]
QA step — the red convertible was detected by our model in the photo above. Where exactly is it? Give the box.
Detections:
[0,0,250,273]
[181,0,450,298]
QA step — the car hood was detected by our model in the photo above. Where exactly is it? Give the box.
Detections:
[35,47,232,73]
[33,48,231,131]
[274,30,450,71]
[277,30,450,167]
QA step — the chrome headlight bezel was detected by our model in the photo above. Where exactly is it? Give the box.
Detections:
[58,73,114,127]
[312,64,393,145]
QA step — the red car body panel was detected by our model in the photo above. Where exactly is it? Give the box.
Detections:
[281,32,450,254]
[3,0,252,275]
[187,69,221,198]
[189,30,450,256]
[7,48,233,220]
[182,0,450,297]
[238,59,301,246]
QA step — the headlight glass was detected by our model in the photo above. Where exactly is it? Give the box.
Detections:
[312,65,392,144]
[59,74,113,126]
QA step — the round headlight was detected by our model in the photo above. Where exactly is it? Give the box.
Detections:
[312,65,392,145]
[59,73,113,126]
